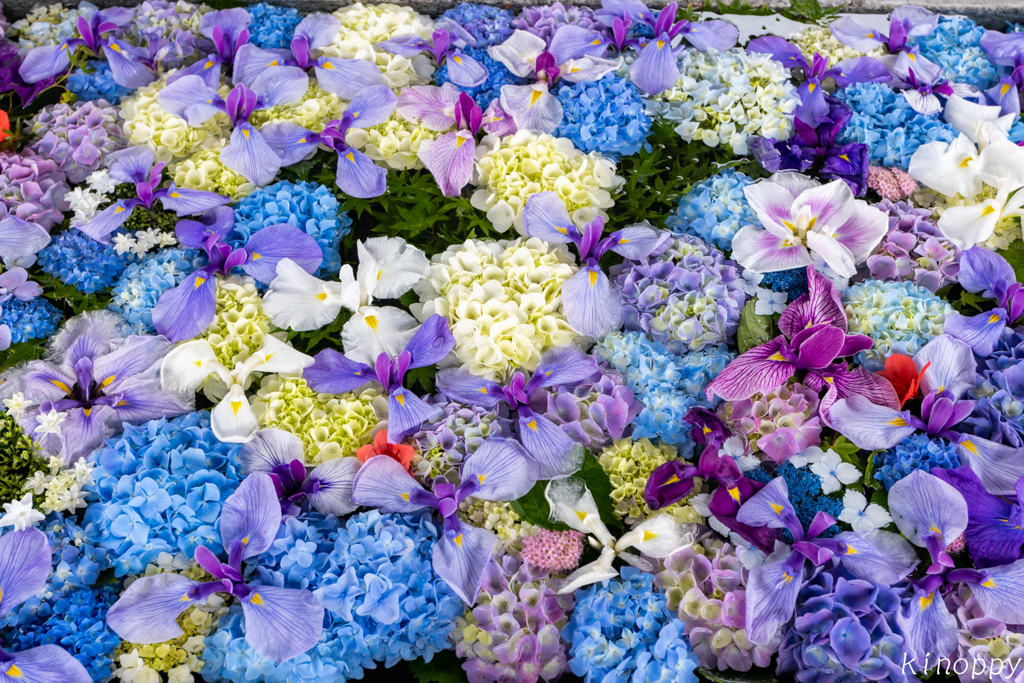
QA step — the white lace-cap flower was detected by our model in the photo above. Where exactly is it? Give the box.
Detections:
[0,492,44,531]
[839,489,892,531]
[809,449,861,494]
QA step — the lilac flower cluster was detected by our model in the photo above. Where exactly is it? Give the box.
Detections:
[24,100,128,183]
[866,199,960,293]
[0,151,70,230]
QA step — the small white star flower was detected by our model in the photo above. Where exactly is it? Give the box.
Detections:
[810,450,861,494]
[0,493,44,531]
[112,233,137,256]
[839,489,892,532]
[33,408,67,436]
[87,169,118,194]
[2,391,32,420]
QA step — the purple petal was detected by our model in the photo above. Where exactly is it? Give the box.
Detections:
[352,454,430,512]
[397,85,460,131]
[0,216,50,262]
[220,123,281,187]
[705,336,795,401]
[915,334,977,400]
[982,31,1024,67]
[107,146,155,184]
[959,246,1016,297]
[296,13,341,50]
[747,36,808,70]
[446,51,488,87]
[460,438,538,501]
[499,84,563,134]
[828,395,917,450]
[346,84,399,128]
[830,616,872,668]
[76,201,135,244]
[307,457,360,516]
[836,530,919,585]
[608,226,670,261]
[549,25,607,64]
[435,368,505,408]
[19,43,72,84]
[932,467,1024,568]
[251,66,309,108]
[159,187,231,217]
[91,334,168,391]
[199,7,250,42]
[830,16,886,52]
[241,224,322,284]
[314,57,389,99]
[0,528,51,617]
[830,200,889,264]
[432,524,495,604]
[0,326,11,351]
[240,428,305,474]
[240,585,324,664]
[820,366,899,427]
[745,559,803,647]
[897,588,959,662]
[102,41,156,89]
[792,325,845,369]
[518,411,580,479]
[532,345,599,388]
[736,477,802,537]
[3,645,91,683]
[303,349,374,394]
[175,207,234,248]
[522,192,575,243]
[831,57,890,88]
[561,267,623,339]
[958,435,1024,496]
[261,122,320,167]
[106,573,203,643]
[377,35,431,58]
[888,470,968,549]
[681,19,739,51]
[945,310,1007,356]
[220,472,282,559]
[418,131,475,197]
[156,75,221,127]
[233,44,294,87]
[629,34,680,96]
[388,388,443,441]
[166,56,223,89]
[969,559,1024,625]
[152,270,217,342]
[404,314,456,368]
[336,148,387,198]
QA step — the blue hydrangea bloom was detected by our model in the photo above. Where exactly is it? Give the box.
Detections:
[1,297,63,343]
[872,433,960,489]
[38,230,133,294]
[65,61,134,103]
[911,16,1007,91]
[746,462,842,538]
[108,247,204,333]
[435,45,526,108]
[836,82,956,169]
[231,181,349,277]
[759,268,809,300]
[439,2,515,47]
[594,331,733,454]
[554,76,651,158]
[202,510,462,683]
[247,2,303,49]
[563,566,699,683]
[665,169,760,250]
[84,412,243,575]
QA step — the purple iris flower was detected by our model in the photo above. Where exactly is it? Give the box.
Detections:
[240,428,359,517]
[706,266,873,402]
[233,13,389,99]
[746,38,889,127]
[107,473,325,665]
[166,8,251,88]
[981,31,1024,116]
[157,65,310,186]
[595,0,738,96]
[888,470,1024,661]
[405,90,483,197]
[76,146,231,245]
[750,96,871,196]
[19,7,155,88]
[886,63,960,116]
[1,310,191,465]
[945,246,1024,356]
[437,346,601,479]
[522,192,670,339]
[303,314,456,443]
[152,206,322,342]
[262,85,398,198]
[830,5,942,82]
[379,26,489,88]
[352,436,539,604]
[737,477,919,648]
[645,408,776,552]
[0,528,92,682]
[0,267,42,304]
[933,466,1024,568]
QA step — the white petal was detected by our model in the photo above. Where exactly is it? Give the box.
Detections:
[937,195,1006,249]
[161,340,230,394]
[978,137,1024,189]
[908,135,981,198]
[263,258,345,331]
[835,462,862,485]
[615,514,695,558]
[242,336,315,379]
[806,231,857,278]
[545,478,615,546]
[341,306,420,365]
[211,385,259,443]
[357,237,429,299]
[487,30,545,78]
[557,548,617,594]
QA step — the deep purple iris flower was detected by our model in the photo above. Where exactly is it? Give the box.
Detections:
[981,31,1024,115]
[751,96,871,196]
[746,38,889,127]
[352,437,538,604]
[437,346,600,479]
[933,466,1024,569]
[0,41,58,106]
[645,407,776,552]
[19,7,155,88]
[522,192,670,339]
[945,246,1024,356]
[76,146,231,244]
[152,206,322,342]
[706,267,874,402]
[303,314,456,443]
[166,8,251,88]
[380,26,489,88]
[262,85,398,198]
[107,473,325,665]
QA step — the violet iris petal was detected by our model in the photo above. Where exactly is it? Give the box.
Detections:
[932,467,1024,568]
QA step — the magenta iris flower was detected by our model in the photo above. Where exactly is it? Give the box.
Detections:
[165,8,252,88]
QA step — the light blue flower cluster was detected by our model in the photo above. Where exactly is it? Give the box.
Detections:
[872,433,960,490]
[439,2,515,47]
[38,229,133,294]
[108,247,204,333]
[434,46,526,108]
[836,82,956,169]
[554,76,651,159]
[563,566,699,683]
[202,510,462,683]
[664,169,760,251]
[595,331,733,452]
[246,2,303,49]
[746,463,842,537]
[842,279,953,370]
[911,16,1006,91]
[84,412,243,576]
[1,297,63,343]
[231,180,349,277]
[65,61,135,103]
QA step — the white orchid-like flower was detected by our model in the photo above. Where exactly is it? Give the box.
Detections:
[263,236,429,365]
[161,335,313,443]
[545,477,695,594]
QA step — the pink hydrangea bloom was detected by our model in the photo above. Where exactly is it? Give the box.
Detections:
[520,529,584,573]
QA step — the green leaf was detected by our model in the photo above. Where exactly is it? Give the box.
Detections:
[698,666,776,683]
[511,481,571,531]
[0,338,46,373]
[781,0,841,24]
[1001,239,1024,285]
[862,450,880,490]
[510,454,622,533]
[736,300,773,353]
[408,650,465,683]
[35,271,113,316]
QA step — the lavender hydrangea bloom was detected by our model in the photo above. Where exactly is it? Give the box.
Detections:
[529,364,641,449]
[25,100,128,183]
[513,2,602,45]
[412,395,512,483]
[866,199,960,293]
[968,329,1024,447]
[441,2,515,47]
[0,151,71,231]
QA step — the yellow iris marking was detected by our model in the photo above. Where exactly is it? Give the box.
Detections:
[982,205,997,216]
[990,313,1003,323]
[250,593,263,605]
[771,503,784,514]
[181,594,191,601]
[243,129,250,139]
[808,83,816,93]
[109,42,122,52]
[642,530,657,541]
[824,376,834,384]
[194,360,202,367]
[962,440,978,454]
[231,400,241,415]
[317,292,328,301]
[619,238,630,245]
[7,665,21,677]
[299,138,306,143]
[50,380,72,394]
[840,154,849,162]
[1003,83,1013,96]
[115,206,125,214]
[728,487,740,503]
[365,315,378,331]
[556,227,568,234]
[920,592,934,609]
[982,579,996,588]
[662,475,681,486]
[242,536,249,545]
[252,253,261,260]
[589,271,598,287]
[527,420,538,430]
[530,89,543,106]
[401,492,410,500]
[100,375,116,388]
[324,62,334,70]
[396,393,405,406]
[846,545,857,555]
[346,152,355,162]
[169,192,182,198]
[195,276,206,288]
[908,53,916,61]
[83,408,92,417]
[269,60,278,66]
[205,60,213,68]
[575,510,587,521]
[477,474,486,483]
[960,157,972,168]
[783,572,794,583]
[456,136,467,148]
[702,426,711,434]
[656,40,665,49]
[889,417,908,426]
[768,352,786,361]
[454,534,463,547]
[591,38,602,45]
[453,56,462,64]
[479,388,489,393]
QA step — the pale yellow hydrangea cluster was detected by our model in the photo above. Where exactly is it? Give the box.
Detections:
[120,75,233,163]
[458,498,538,551]
[788,26,880,67]
[346,108,439,170]
[201,276,274,369]
[114,557,227,683]
[253,376,386,463]
[413,238,579,380]
[913,186,1023,251]
[598,439,703,526]
[23,457,93,515]
[249,83,347,132]
[10,2,94,50]
[471,131,624,233]
[170,147,256,200]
